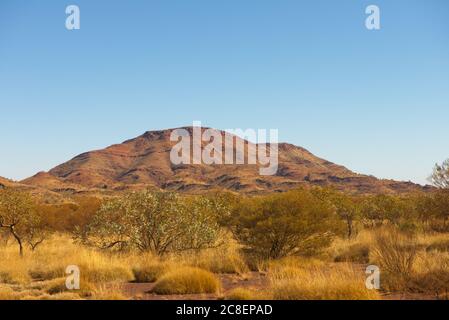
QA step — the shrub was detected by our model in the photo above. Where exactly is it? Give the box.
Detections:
[152,267,221,295]
[371,228,417,291]
[228,189,340,260]
[76,191,222,256]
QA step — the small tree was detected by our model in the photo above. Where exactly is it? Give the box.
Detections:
[312,188,358,239]
[360,195,413,229]
[0,189,38,256]
[430,159,449,189]
[228,189,341,260]
[25,211,50,251]
[76,190,222,256]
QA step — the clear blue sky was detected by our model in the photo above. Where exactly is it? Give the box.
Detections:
[1,0,448,185]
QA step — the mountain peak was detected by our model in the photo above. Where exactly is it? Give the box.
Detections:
[21,127,430,194]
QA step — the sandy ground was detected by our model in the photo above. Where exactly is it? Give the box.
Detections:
[116,271,444,300]
[119,272,268,300]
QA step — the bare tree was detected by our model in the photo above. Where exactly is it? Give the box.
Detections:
[430,159,449,189]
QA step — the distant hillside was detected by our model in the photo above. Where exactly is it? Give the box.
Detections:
[21,127,432,194]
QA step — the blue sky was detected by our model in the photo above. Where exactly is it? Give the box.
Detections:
[0,0,448,184]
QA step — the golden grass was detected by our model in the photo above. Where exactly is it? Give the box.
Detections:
[269,263,380,300]
[2,231,449,300]
[328,229,374,263]
[181,245,249,275]
[225,287,270,300]
[131,253,174,283]
[152,267,221,295]
[0,234,134,286]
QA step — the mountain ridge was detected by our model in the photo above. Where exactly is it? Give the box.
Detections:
[20,127,432,194]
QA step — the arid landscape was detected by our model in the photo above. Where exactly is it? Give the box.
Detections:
[1,128,449,300]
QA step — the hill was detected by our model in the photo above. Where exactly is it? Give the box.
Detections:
[21,127,431,194]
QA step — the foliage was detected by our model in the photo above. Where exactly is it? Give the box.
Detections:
[227,189,342,259]
[152,267,221,295]
[312,188,359,238]
[75,190,222,255]
[0,189,50,255]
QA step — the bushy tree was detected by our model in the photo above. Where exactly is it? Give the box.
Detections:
[359,195,415,229]
[39,196,102,232]
[416,190,449,232]
[0,189,48,255]
[76,190,222,256]
[312,188,358,239]
[228,189,342,259]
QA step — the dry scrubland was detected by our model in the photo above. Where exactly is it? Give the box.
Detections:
[1,187,449,300]
[1,230,449,300]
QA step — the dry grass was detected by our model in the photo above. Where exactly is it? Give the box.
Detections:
[3,230,449,300]
[152,267,221,295]
[181,245,249,275]
[0,234,134,286]
[132,258,174,283]
[225,287,270,300]
[328,230,374,263]
[268,263,380,300]
[370,228,418,291]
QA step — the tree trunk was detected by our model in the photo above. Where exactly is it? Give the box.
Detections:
[9,226,23,257]
[346,217,353,239]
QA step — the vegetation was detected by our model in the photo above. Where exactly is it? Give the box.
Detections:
[430,159,449,189]
[0,189,50,256]
[152,267,221,295]
[2,159,449,300]
[227,189,342,259]
[75,191,223,255]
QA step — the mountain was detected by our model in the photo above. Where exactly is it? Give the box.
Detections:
[21,127,431,194]
[0,176,14,188]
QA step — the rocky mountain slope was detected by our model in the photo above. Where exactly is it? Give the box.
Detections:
[21,127,431,194]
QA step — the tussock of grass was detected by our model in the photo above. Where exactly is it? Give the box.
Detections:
[0,285,19,300]
[187,247,249,275]
[42,277,95,297]
[259,256,325,273]
[269,263,380,300]
[132,260,172,283]
[225,287,269,300]
[426,239,449,253]
[152,267,221,295]
[371,228,418,291]
[334,244,370,263]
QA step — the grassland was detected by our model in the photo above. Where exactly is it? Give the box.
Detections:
[1,229,449,300]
